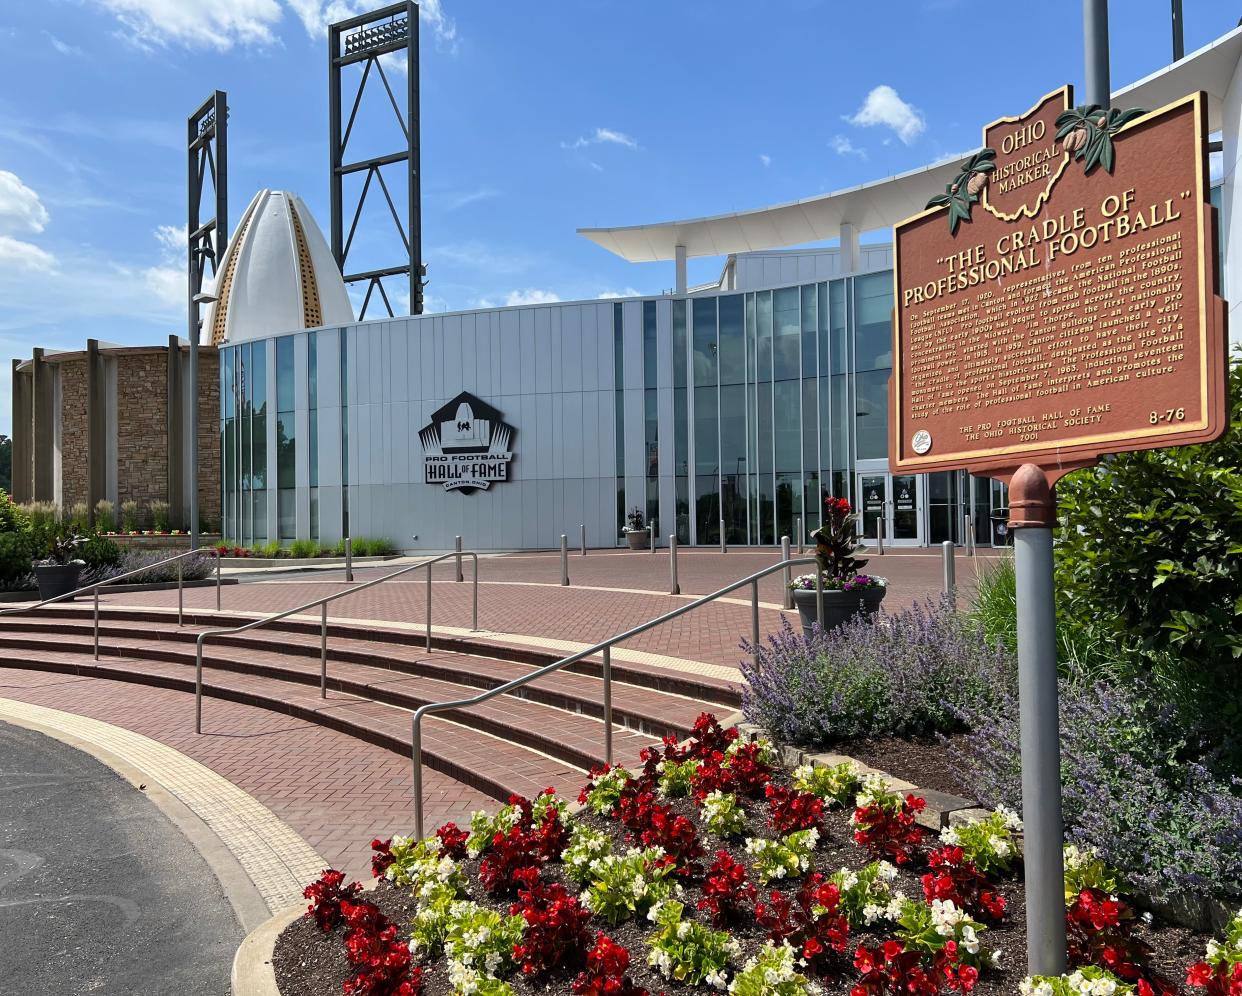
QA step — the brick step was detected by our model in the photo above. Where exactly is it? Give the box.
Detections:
[21,604,742,708]
[0,616,725,741]
[0,647,652,805]
[0,632,660,776]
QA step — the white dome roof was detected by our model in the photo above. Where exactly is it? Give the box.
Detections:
[205,189,354,344]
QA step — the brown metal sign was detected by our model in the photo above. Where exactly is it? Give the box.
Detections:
[891,87,1226,477]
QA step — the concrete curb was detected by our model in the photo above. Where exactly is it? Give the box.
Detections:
[231,903,302,996]
[0,577,238,603]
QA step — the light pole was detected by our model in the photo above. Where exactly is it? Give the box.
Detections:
[190,290,218,551]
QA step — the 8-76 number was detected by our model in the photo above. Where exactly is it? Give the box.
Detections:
[1150,408,1185,423]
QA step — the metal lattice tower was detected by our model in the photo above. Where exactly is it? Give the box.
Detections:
[329,2,424,318]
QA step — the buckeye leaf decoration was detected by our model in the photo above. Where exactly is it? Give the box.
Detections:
[1055,104,1146,176]
[925,149,996,235]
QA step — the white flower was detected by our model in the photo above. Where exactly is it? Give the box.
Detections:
[960,924,980,955]
[996,804,1024,831]
[705,969,728,989]
[939,826,962,846]
[877,861,898,882]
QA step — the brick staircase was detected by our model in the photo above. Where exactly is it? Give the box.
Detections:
[0,606,741,804]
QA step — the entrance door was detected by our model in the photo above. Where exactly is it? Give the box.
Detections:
[856,472,923,546]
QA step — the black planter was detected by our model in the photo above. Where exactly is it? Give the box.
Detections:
[36,562,84,601]
[791,584,887,637]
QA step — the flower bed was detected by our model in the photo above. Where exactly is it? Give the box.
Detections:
[271,714,1224,996]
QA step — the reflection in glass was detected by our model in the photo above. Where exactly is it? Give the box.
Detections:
[672,300,690,544]
[719,384,747,545]
[854,272,894,371]
[855,369,889,460]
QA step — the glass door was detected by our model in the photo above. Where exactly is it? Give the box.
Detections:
[858,474,886,545]
[856,472,924,546]
[891,475,919,541]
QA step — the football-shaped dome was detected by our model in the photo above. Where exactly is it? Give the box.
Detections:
[205,189,354,344]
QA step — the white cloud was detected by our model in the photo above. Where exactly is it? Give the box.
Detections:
[0,171,50,235]
[597,288,642,299]
[88,0,283,50]
[0,236,56,273]
[759,154,772,167]
[140,224,187,310]
[440,186,499,211]
[429,241,536,276]
[44,32,84,56]
[847,85,926,145]
[502,288,560,306]
[563,127,639,151]
[285,0,457,50]
[830,134,867,159]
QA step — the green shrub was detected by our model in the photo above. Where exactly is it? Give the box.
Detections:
[289,538,317,558]
[256,540,282,558]
[68,502,90,533]
[0,531,33,582]
[150,500,171,532]
[94,500,115,533]
[120,500,140,532]
[79,536,122,570]
[0,489,29,533]
[969,555,1016,655]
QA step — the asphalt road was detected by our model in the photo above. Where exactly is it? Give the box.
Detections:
[0,721,242,995]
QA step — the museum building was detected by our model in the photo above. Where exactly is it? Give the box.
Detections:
[212,23,1242,553]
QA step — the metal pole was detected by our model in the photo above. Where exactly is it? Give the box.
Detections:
[580,523,586,556]
[781,536,793,609]
[320,603,328,698]
[814,569,824,629]
[669,534,680,595]
[1084,0,1111,109]
[345,536,354,583]
[425,563,432,652]
[794,516,803,554]
[876,517,885,555]
[412,718,424,839]
[1171,0,1183,61]
[216,550,222,610]
[454,535,463,582]
[649,519,656,553]
[750,579,760,667]
[195,644,203,734]
[720,519,727,554]
[1011,464,1067,976]
[602,644,613,766]
[942,540,956,607]
[177,560,183,626]
[93,588,99,660]
[471,554,479,631]
[560,534,569,586]
[965,514,976,557]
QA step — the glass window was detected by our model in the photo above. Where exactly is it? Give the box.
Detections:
[800,285,817,373]
[253,489,267,543]
[855,369,890,460]
[829,279,848,375]
[774,380,800,474]
[717,295,745,386]
[692,297,717,387]
[250,340,267,413]
[772,287,800,381]
[830,373,852,471]
[310,487,319,542]
[854,271,894,371]
[252,413,267,489]
[672,300,689,544]
[719,383,747,545]
[643,301,658,527]
[278,489,295,541]
[276,336,295,410]
[308,332,318,409]
[614,302,624,536]
[277,412,296,488]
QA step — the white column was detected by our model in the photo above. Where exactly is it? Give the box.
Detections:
[674,244,687,295]
[1220,49,1242,348]
[839,222,861,273]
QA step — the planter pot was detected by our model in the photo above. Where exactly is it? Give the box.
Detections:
[791,585,887,637]
[625,529,650,550]
[36,562,84,601]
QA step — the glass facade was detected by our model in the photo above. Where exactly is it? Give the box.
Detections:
[276,335,295,541]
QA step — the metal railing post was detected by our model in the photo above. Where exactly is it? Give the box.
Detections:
[560,535,569,586]
[942,540,956,607]
[815,568,824,629]
[795,516,803,554]
[580,523,586,556]
[320,603,328,698]
[471,554,479,631]
[751,579,760,667]
[177,560,183,626]
[455,535,463,582]
[93,588,100,660]
[877,518,885,555]
[602,644,613,766]
[720,520,727,554]
[345,537,354,582]
[215,550,222,611]
[412,716,424,840]
[781,537,793,609]
[668,534,680,595]
[195,641,203,734]
[426,563,433,652]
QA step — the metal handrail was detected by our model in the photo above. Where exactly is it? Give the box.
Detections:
[0,548,223,660]
[194,550,480,733]
[410,555,827,837]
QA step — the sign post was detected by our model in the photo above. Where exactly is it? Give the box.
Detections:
[892,85,1226,976]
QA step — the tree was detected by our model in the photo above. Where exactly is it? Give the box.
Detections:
[0,434,10,495]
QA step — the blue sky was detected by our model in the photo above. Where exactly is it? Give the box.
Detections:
[0,0,1234,433]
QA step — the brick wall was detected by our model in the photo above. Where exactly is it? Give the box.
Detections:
[58,359,88,511]
[197,350,221,529]
[116,352,169,519]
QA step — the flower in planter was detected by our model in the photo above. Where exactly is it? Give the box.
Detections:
[1186,909,1242,993]
[829,860,905,928]
[787,572,887,592]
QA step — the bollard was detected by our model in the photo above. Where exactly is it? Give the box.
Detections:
[669,534,680,595]
[794,516,803,554]
[345,536,354,582]
[942,540,956,607]
[781,536,793,609]
[560,534,569,586]
[720,519,727,554]
[580,523,586,556]
[876,518,885,555]
[966,514,976,557]
[650,518,657,553]
[455,535,463,582]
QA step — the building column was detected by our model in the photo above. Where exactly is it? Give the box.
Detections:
[674,244,687,295]
[31,348,54,503]
[166,336,184,529]
[840,222,861,273]
[10,360,32,501]
[86,340,105,524]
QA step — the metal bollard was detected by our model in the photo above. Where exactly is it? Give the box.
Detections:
[560,535,569,586]
[177,560,183,626]
[794,516,803,554]
[876,518,885,555]
[215,550,222,611]
[455,535,463,582]
[942,540,956,607]
[650,519,656,553]
[965,514,976,557]
[720,519,727,554]
[781,536,793,609]
[668,534,680,595]
[345,537,354,582]
[320,602,328,698]
[580,523,586,556]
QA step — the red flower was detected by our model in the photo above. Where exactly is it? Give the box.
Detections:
[572,933,647,996]
[697,851,756,927]
[302,868,362,931]
[852,795,925,865]
[766,782,826,834]
[754,873,849,973]
[434,821,469,859]
[510,881,593,977]
[340,899,423,995]
[920,846,1006,923]
[369,838,394,879]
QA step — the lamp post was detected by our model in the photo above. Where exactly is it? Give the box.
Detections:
[190,290,218,551]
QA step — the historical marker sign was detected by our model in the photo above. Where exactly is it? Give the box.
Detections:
[891,87,1227,477]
